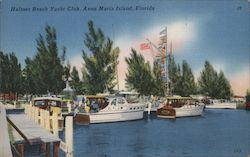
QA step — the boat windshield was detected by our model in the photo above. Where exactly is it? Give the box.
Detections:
[33,99,61,108]
[85,96,109,110]
[116,92,139,103]
[163,97,195,108]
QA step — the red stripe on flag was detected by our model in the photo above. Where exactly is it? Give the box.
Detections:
[140,43,150,50]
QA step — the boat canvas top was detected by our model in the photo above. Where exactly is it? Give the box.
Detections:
[117,91,139,95]
[164,96,192,100]
[33,97,62,102]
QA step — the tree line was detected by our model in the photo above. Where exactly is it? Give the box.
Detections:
[0,21,234,99]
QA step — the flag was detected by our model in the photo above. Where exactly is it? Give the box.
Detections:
[160,27,167,35]
[140,43,150,50]
[160,29,166,35]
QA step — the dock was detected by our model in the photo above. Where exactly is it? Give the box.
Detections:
[0,105,13,157]
[7,113,61,157]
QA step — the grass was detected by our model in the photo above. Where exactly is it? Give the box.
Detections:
[236,103,246,109]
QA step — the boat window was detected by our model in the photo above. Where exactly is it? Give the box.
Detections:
[111,99,116,106]
[117,98,125,104]
[34,100,45,106]
[126,94,139,103]
[49,100,57,106]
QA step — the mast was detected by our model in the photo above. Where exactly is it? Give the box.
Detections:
[146,26,170,96]
[112,24,120,91]
[160,26,169,96]
[169,41,173,95]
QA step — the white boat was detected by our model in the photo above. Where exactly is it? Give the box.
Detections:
[142,96,162,114]
[74,96,145,124]
[205,99,237,109]
[157,96,205,118]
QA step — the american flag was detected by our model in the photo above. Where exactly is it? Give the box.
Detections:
[140,43,150,50]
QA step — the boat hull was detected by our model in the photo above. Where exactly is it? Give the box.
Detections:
[74,110,144,124]
[205,103,236,109]
[175,104,205,117]
[157,104,205,118]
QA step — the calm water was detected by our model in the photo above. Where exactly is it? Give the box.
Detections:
[27,109,250,157]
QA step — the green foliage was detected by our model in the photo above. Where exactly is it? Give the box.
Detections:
[125,49,154,96]
[24,25,65,95]
[152,62,165,96]
[246,90,250,102]
[198,61,218,97]
[168,56,181,95]
[168,57,197,96]
[0,51,23,95]
[70,66,83,94]
[168,56,178,86]
[217,71,232,99]
[180,60,197,96]
[170,60,196,96]
[63,62,71,81]
[82,21,119,94]
[198,60,232,99]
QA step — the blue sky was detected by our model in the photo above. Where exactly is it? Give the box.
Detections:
[0,0,249,95]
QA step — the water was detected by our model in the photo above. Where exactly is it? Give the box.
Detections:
[28,109,250,157]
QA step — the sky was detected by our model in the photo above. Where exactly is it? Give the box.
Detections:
[0,0,249,96]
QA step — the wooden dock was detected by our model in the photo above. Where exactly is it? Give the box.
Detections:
[7,113,61,157]
[0,104,13,157]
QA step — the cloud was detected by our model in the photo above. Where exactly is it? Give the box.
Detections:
[142,20,197,54]
[68,54,83,79]
[114,20,198,90]
[229,68,250,96]
[69,20,198,90]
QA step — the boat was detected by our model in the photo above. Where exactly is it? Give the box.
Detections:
[74,95,145,124]
[205,99,237,109]
[116,91,161,114]
[141,96,162,114]
[33,96,73,115]
[32,96,70,130]
[156,96,205,118]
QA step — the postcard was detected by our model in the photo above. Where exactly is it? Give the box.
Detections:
[0,0,249,157]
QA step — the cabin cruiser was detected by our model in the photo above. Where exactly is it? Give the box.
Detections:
[205,99,237,109]
[74,95,145,124]
[157,96,205,118]
[115,91,160,114]
[32,96,73,115]
[32,96,70,130]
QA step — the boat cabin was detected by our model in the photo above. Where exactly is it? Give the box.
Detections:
[162,96,197,108]
[81,95,109,112]
[116,91,140,103]
[33,97,62,109]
